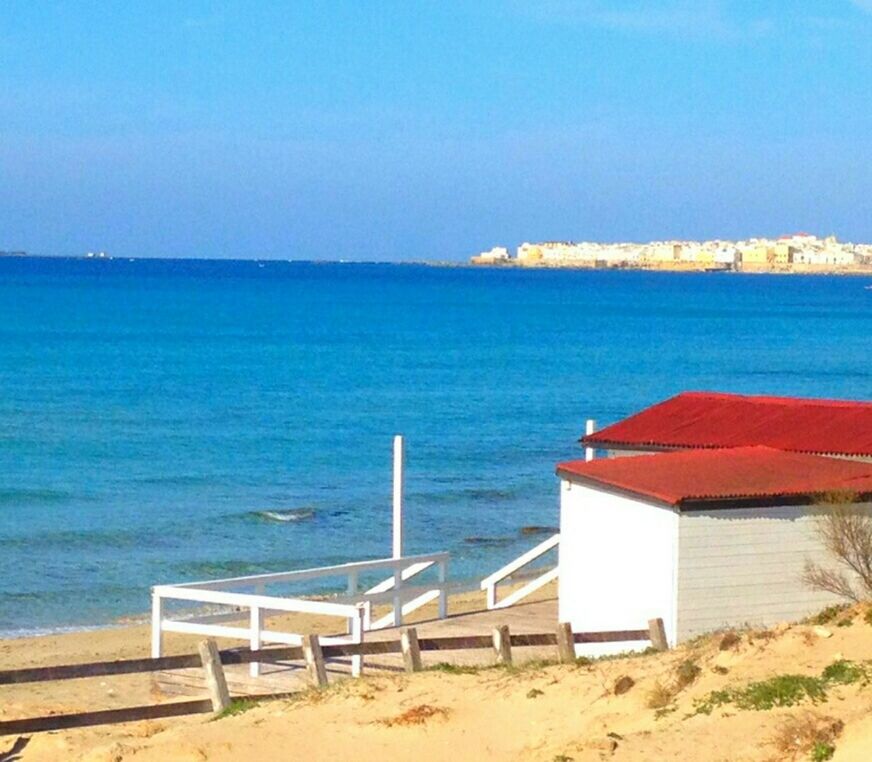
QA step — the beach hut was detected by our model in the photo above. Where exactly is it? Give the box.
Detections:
[580,391,872,460]
[556,446,872,654]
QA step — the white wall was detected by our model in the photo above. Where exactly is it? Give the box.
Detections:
[558,480,678,656]
[675,504,872,640]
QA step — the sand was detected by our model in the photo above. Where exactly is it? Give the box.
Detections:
[3,596,872,761]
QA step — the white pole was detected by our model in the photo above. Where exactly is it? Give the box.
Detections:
[585,419,597,462]
[392,435,404,559]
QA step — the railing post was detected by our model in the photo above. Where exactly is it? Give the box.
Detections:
[303,633,328,688]
[362,600,372,630]
[393,560,403,627]
[198,639,231,714]
[585,418,597,462]
[492,625,512,667]
[250,605,263,678]
[401,627,423,672]
[648,618,668,651]
[556,622,575,663]
[437,558,448,620]
[486,582,497,610]
[151,590,163,659]
[351,604,366,677]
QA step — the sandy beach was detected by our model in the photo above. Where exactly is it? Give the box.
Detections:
[3,599,872,761]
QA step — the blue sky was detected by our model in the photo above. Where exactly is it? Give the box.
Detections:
[1,1,871,260]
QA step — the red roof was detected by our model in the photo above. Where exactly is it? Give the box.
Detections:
[582,392,872,457]
[557,446,872,509]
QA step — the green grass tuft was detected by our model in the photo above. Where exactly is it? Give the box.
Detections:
[810,741,836,761]
[427,662,483,675]
[820,660,868,685]
[810,605,849,625]
[694,660,870,715]
[212,698,260,720]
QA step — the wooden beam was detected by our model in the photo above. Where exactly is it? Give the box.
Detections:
[556,622,575,663]
[198,639,231,714]
[648,618,668,651]
[492,625,512,667]
[0,699,214,736]
[302,634,328,688]
[400,628,423,673]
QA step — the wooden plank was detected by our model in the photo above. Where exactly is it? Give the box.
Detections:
[0,653,204,685]
[492,626,512,666]
[573,629,649,643]
[302,634,328,688]
[400,628,422,673]
[198,639,231,713]
[418,635,493,651]
[556,623,575,663]
[648,618,668,651]
[0,699,214,736]
[0,690,300,737]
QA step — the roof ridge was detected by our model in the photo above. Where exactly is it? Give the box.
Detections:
[678,391,872,408]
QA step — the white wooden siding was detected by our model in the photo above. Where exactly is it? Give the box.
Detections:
[675,504,872,640]
[558,481,678,655]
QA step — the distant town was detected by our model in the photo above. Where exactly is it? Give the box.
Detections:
[471,233,872,274]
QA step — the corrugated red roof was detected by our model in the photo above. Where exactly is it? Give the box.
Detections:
[582,392,872,457]
[557,446,872,508]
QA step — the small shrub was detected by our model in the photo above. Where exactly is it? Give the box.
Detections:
[820,660,868,686]
[675,660,702,689]
[646,680,676,709]
[212,698,260,720]
[864,608,872,625]
[768,713,842,761]
[719,631,741,651]
[811,605,849,625]
[803,499,872,602]
[527,688,544,699]
[552,756,574,762]
[811,741,836,761]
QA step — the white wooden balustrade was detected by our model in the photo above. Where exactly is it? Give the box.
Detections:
[152,552,449,677]
[480,533,559,610]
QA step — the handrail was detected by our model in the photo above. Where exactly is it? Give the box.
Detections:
[173,552,450,591]
[480,533,559,610]
[152,553,450,674]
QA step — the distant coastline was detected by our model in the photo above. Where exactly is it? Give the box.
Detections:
[471,234,872,276]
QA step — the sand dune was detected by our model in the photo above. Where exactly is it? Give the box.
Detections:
[6,603,872,761]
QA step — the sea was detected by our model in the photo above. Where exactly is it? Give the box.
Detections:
[1,257,870,635]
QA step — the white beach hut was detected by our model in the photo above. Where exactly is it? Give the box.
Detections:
[556,446,872,655]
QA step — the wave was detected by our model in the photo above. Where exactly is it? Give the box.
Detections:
[251,508,315,523]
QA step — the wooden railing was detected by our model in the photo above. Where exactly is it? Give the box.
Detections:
[0,618,668,737]
[480,533,559,609]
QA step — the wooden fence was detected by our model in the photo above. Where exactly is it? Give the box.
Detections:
[0,618,667,736]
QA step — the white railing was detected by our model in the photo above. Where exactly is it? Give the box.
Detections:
[152,552,449,677]
[480,534,559,610]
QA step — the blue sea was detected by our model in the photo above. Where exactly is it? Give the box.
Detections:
[1,257,870,635]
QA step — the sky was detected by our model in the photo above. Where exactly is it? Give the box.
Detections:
[1,1,871,260]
